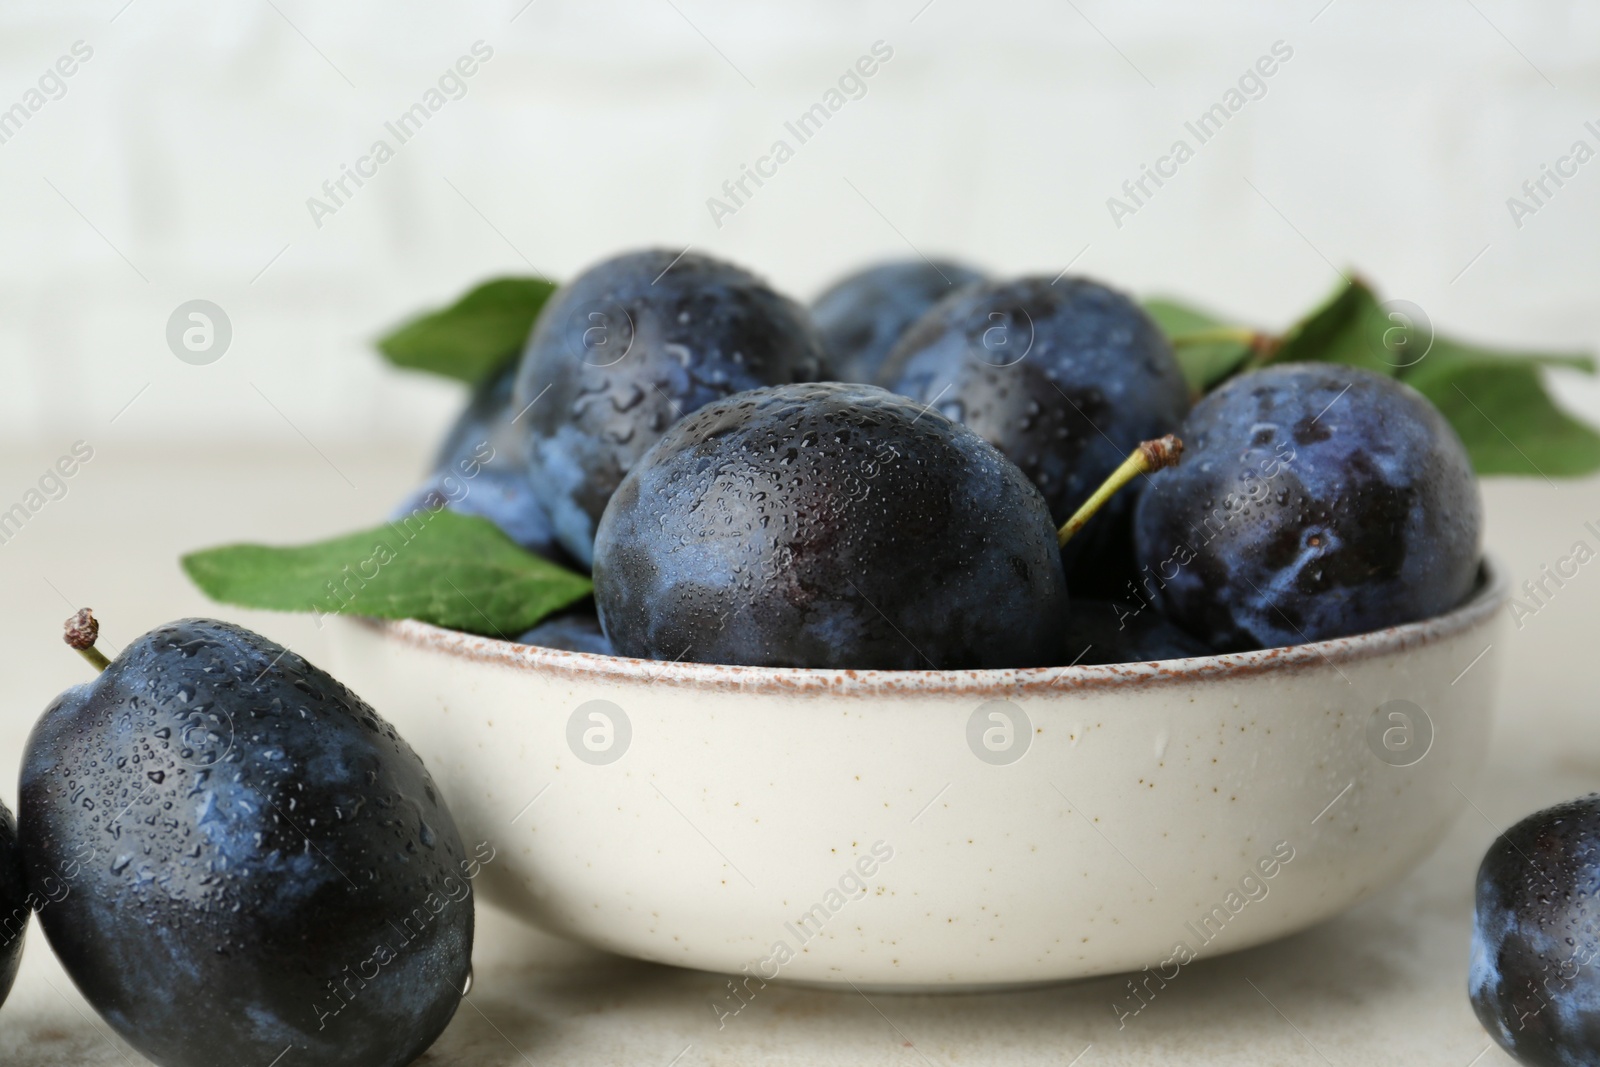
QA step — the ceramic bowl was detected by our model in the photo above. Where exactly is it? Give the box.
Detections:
[326,558,1506,991]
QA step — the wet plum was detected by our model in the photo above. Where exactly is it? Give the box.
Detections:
[513,249,829,567]
[20,616,475,1067]
[1131,363,1481,651]
[592,383,1067,669]
[811,259,986,383]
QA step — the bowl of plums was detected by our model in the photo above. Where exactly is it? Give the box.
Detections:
[166,249,1593,1028]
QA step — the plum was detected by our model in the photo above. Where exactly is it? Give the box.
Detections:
[516,611,615,656]
[395,359,563,560]
[1132,363,1481,650]
[1060,600,1210,665]
[0,799,23,1009]
[513,249,829,567]
[21,613,474,1067]
[879,276,1189,579]
[811,259,986,383]
[592,383,1066,669]
[1471,793,1600,1066]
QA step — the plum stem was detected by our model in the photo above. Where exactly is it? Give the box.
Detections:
[63,608,111,673]
[1057,435,1184,548]
[1171,327,1280,365]
[1171,326,1251,345]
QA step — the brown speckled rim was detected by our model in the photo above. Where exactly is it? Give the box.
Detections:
[358,556,1506,697]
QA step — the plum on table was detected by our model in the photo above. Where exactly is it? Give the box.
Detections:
[1471,793,1600,1067]
[514,249,829,568]
[1132,363,1481,651]
[811,258,986,384]
[21,611,473,1067]
[592,382,1067,670]
[0,798,23,1010]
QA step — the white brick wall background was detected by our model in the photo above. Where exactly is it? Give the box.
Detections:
[1,0,1598,460]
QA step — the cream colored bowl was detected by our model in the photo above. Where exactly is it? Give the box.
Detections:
[327,559,1505,990]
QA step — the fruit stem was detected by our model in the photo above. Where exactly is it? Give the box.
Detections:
[1171,326,1255,346]
[1057,435,1184,548]
[1172,327,1281,363]
[63,608,111,673]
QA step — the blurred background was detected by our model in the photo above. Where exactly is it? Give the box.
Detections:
[1,3,1599,1062]
[3,0,1599,449]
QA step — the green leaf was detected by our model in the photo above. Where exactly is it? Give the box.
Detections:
[1142,297,1258,391]
[1147,273,1600,478]
[1255,274,1600,476]
[182,509,592,637]
[1269,276,1410,375]
[1401,343,1600,477]
[1142,297,1228,337]
[377,277,557,384]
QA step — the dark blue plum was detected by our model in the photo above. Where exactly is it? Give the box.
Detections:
[395,359,563,560]
[20,619,474,1067]
[516,612,615,656]
[395,467,559,559]
[514,249,829,568]
[811,259,986,383]
[0,799,23,1008]
[1132,363,1481,651]
[593,383,1067,670]
[1471,794,1600,1067]
[879,276,1190,577]
[1060,600,1211,665]
[431,358,521,474]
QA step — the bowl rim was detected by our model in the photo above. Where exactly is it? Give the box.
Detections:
[350,554,1507,698]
